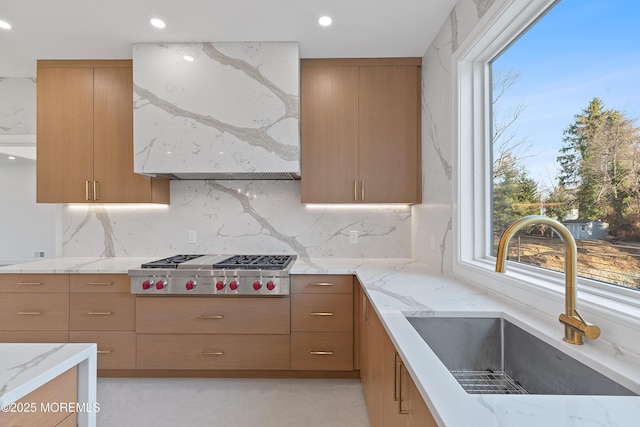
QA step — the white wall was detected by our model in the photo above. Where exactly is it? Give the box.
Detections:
[0,77,57,265]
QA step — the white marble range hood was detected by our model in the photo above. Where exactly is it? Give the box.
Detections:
[133,42,300,179]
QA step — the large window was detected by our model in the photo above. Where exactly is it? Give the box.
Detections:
[490,0,640,292]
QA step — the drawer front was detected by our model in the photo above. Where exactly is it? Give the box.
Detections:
[291,275,353,294]
[137,334,290,370]
[0,274,69,293]
[70,331,136,369]
[291,293,353,332]
[0,293,68,330]
[70,274,130,293]
[0,330,68,343]
[291,332,353,371]
[136,296,290,334]
[70,294,135,331]
[0,366,76,427]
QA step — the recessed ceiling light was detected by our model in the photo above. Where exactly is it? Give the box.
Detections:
[150,18,166,29]
[8,156,16,160]
[318,16,332,27]
[183,55,195,62]
[0,19,12,30]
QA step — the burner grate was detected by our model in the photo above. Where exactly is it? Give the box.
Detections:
[141,254,205,269]
[213,255,294,270]
[451,370,529,394]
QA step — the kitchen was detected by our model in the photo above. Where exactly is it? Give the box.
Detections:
[1,0,640,426]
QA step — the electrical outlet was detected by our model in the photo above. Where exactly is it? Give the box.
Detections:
[430,234,436,250]
[34,251,45,258]
[349,230,358,244]
[188,230,197,244]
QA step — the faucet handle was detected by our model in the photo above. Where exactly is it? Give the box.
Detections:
[559,311,601,340]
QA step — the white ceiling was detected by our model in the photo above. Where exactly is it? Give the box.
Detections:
[0,0,455,77]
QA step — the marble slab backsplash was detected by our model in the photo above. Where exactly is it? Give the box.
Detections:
[0,77,35,134]
[60,180,411,258]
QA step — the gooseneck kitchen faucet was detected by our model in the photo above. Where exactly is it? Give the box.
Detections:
[495,215,601,345]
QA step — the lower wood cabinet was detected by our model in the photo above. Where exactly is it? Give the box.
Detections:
[359,281,437,427]
[0,292,69,331]
[70,331,136,370]
[137,334,290,370]
[290,275,354,371]
[0,366,77,427]
[291,331,353,371]
[69,274,136,370]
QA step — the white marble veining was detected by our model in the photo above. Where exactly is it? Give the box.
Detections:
[0,343,97,427]
[0,77,36,135]
[133,42,299,177]
[59,180,411,258]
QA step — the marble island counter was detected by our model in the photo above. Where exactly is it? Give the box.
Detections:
[1,256,640,426]
[0,343,97,427]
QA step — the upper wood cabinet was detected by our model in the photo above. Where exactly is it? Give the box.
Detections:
[36,60,169,204]
[300,58,422,204]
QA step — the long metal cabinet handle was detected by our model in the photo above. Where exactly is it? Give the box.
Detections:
[17,311,42,315]
[361,180,365,201]
[87,282,114,286]
[310,312,334,316]
[309,282,334,287]
[310,351,334,355]
[85,180,90,201]
[18,282,43,286]
[88,312,113,316]
[93,180,98,201]
[199,315,224,319]
[398,360,409,414]
[97,350,113,354]
[200,351,224,355]
[354,180,358,201]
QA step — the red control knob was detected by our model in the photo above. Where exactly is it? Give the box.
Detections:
[185,280,196,290]
[253,281,262,291]
[266,280,276,291]
[229,280,239,290]
[155,280,167,290]
[142,280,152,290]
[216,280,225,291]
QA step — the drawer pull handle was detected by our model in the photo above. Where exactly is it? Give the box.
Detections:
[97,350,113,354]
[310,351,334,356]
[17,311,42,315]
[18,282,43,286]
[200,351,224,356]
[87,282,114,286]
[309,282,334,287]
[310,312,334,316]
[88,312,113,316]
[199,315,224,319]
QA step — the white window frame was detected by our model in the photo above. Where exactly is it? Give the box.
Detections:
[451,0,640,319]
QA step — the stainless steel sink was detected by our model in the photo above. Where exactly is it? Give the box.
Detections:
[405,316,636,396]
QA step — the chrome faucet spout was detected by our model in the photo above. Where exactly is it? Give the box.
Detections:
[495,215,600,345]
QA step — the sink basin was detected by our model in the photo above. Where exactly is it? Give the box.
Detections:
[405,316,636,396]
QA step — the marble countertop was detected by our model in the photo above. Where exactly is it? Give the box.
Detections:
[0,343,97,426]
[2,256,640,425]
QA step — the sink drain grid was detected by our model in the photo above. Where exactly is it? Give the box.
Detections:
[451,370,529,394]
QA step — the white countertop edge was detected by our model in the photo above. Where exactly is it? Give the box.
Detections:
[0,343,97,404]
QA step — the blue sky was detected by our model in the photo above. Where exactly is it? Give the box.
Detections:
[492,0,640,192]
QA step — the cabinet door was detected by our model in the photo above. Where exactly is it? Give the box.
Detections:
[405,367,438,427]
[301,65,359,203]
[93,67,159,202]
[37,67,94,203]
[358,66,420,203]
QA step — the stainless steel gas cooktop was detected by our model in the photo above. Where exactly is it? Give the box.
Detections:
[128,254,296,296]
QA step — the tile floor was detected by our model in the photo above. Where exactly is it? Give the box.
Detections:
[97,378,370,427]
